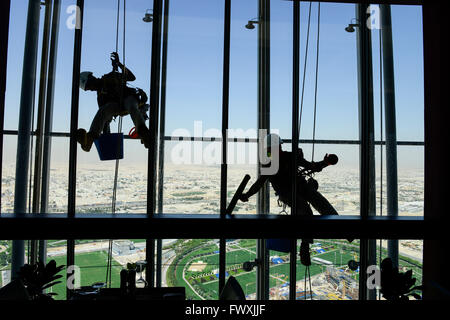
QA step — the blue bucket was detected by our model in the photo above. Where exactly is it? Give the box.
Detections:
[94,133,124,161]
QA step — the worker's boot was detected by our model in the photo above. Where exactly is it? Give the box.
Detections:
[76,128,94,152]
[300,240,311,266]
[137,125,150,149]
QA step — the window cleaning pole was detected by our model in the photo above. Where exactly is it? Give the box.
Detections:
[11,0,41,280]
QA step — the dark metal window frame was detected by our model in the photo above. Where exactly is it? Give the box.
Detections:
[0,0,441,301]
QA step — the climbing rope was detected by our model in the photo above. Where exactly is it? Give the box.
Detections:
[298,2,312,138]
[304,265,312,300]
[107,0,127,289]
[311,2,321,162]
[300,3,320,300]
[111,0,126,217]
[297,0,322,164]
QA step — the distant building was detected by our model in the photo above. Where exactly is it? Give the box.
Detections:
[295,291,316,300]
[312,257,333,265]
[112,240,135,256]
[188,261,207,272]
[1,270,11,286]
[271,257,284,265]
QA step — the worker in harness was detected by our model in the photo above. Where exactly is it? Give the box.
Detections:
[76,52,150,152]
[239,133,344,265]
[239,133,338,215]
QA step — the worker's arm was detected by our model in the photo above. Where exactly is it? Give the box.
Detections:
[120,64,136,82]
[239,175,269,202]
[299,153,338,173]
[111,52,136,81]
[296,148,318,171]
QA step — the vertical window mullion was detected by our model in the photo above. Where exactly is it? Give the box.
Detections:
[0,0,11,218]
[219,0,231,297]
[147,0,163,287]
[356,3,377,300]
[67,0,84,300]
[289,0,300,301]
[155,0,171,289]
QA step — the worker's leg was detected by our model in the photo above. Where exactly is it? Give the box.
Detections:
[123,96,150,147]
[286,193,314,265]
[102,121,111,135]
[124,96,146,129]
[292,196,314,217]
[304,186,338,216]
[305,187,353,242]
[89,102,122,138]
[291,195,314,246]
[77,102,121,152]
[300,240,312,266]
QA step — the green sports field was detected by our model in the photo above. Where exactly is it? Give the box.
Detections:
[49,250,122,300]
[171,240,361,300]
[39,239,422,301]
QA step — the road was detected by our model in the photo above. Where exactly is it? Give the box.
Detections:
[161,250,176,287]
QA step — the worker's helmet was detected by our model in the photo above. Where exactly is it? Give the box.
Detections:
[264,133,282,150]
[79,71,93,90]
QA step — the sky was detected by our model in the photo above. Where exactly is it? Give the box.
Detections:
[3,0,424,169]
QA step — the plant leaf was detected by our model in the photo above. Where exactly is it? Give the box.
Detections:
[407,293,422,300]
[411,285,424,291]
[42,281,62,290]
[47,275,63,282]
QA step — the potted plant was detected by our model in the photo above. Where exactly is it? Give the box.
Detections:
[17,260,65,301]
[380,257,423,300]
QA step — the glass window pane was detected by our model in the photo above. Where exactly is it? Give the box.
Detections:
[376,239,423,300]
[391,5,424,142]
[1,136,17,214]
[296,239,360,300]
[166,239,219,300]
[46,240,67,300]
[165,0,223,134]
[225,239,257,300]
[270,144,360,216]
[162,141,221,214]
[0,240,12,288]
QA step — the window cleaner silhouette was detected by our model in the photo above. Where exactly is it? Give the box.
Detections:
[77,52,150,152]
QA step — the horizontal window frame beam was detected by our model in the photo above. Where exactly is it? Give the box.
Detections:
[1,130,424,146]
[0,214,436,240]
[285,0,422,5]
